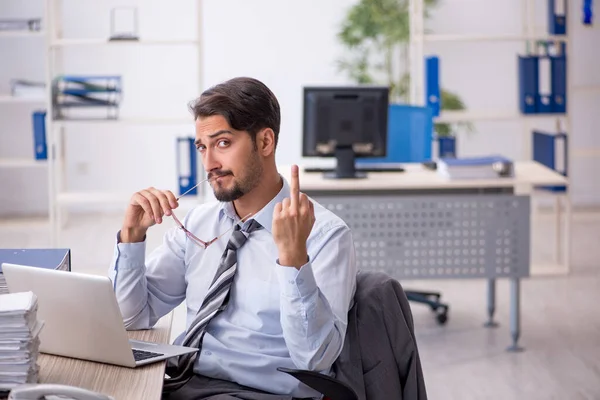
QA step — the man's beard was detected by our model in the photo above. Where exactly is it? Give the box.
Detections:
[213,178,245,202]
[210,151,263,202]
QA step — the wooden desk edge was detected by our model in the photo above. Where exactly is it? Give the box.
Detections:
[37,312,174,400]
[278,161,568,189]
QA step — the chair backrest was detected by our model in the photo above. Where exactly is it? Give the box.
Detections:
[333,269,428,400]
[280,270,427,400]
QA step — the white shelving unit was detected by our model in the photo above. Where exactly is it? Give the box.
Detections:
[408,0,577,274]
[43,0,205,245]
[50,38,200,47]
[0,30,46,38]
[0,4,50,219]
[0,96,45,103]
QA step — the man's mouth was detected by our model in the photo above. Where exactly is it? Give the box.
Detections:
[209,172,232,180]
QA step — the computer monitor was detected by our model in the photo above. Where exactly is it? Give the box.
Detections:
[302,85,389,179]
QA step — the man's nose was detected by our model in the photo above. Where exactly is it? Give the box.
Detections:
[202,148,221,173]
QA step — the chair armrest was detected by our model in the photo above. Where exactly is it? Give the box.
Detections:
[276,367,358,400]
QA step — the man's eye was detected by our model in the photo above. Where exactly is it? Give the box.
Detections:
[217,140,229,148]
[196,145,206,152]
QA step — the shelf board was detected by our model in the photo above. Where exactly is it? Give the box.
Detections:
[572,148,600,158]
[57,191,205,207]
[422,33,568,43]
[57,192,130,205]
[0,158,47,168]
[54,117,193,126]
[0,95,46,104]
[0,30,45,38]
[434,110,568,123]
[50,38,199,47]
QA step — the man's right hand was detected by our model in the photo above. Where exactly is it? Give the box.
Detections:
[120,187,179,243]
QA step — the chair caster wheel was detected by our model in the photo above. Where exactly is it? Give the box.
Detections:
[436,307,448,325]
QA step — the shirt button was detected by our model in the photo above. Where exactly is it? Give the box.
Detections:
[288,280,294,284]
[122,254,128,259]
[297,278,304,285]
[204,351,212,355]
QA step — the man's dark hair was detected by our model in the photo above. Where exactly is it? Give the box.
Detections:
[189,77,281,148]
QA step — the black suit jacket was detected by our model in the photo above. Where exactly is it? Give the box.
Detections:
[332,270,428,400]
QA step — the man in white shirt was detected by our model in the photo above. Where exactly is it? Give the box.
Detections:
[109,77,357,400]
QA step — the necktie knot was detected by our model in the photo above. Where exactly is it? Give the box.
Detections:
[227,219,262,251]
[243,218,262,233]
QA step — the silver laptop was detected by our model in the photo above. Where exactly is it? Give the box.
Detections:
[2,263,198,368]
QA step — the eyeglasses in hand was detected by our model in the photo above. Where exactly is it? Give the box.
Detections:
[170,211,253,249]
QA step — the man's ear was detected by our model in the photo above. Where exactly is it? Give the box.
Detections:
[257,128,276,156]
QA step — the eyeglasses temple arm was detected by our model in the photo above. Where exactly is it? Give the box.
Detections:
[214,212,253,241]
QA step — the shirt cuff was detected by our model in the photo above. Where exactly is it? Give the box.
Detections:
[115,230,147,270]
[275,261,318,298]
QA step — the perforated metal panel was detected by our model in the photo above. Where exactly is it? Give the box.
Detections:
[314,194,530,280]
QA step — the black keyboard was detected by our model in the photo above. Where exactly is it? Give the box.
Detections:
[132,348,164,362]
[304,165,405,173]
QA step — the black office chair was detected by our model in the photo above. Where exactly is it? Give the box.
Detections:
[279,270,428,400]
[405,289,449,325]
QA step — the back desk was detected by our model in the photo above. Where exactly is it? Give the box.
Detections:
[281,161,568,351]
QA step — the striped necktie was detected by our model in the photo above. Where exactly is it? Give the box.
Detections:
[163,218,262,392]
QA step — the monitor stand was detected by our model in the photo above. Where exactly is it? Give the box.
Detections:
[323,147,366,179]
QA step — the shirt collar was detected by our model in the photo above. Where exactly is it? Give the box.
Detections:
[218,175,290,234]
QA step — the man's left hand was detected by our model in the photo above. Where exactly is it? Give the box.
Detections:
[273,164,315,269]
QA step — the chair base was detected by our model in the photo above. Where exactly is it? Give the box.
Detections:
[405,290,449,325]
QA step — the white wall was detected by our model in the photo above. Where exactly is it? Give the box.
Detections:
[1,0,599,218]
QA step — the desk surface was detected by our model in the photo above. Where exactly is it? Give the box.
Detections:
[38,313,172,400]
[279,161,567,191]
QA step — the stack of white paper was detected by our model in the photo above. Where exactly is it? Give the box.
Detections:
[9,80,46,99]
[0,291,44,392]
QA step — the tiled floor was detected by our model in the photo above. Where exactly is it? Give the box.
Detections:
[1,210,599,399]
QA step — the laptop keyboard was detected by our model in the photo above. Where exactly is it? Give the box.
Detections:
[132,348,164,362]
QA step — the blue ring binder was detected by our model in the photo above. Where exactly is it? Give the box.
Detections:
[177,137,198,196]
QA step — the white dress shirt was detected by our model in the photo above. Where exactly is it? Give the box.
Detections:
[108,177,357,398]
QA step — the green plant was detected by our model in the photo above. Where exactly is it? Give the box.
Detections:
[336,0,473,137]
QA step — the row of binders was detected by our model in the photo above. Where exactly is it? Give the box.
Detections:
[0,291,44,393]
[518,41,566,115]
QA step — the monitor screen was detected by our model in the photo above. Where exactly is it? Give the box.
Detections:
[302,85,389,178]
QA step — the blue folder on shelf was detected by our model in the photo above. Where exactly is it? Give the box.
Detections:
[533,131,567,192]
[425,56,440,117]
[518,55,539,114]
[32,110,47,160]
[583,0,593,25]
[548,0,567,34]
[537,52,553,114]
[176,137,198,196]
[550,44,567,113]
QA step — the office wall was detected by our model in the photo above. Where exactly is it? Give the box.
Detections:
[1,0,598,218]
